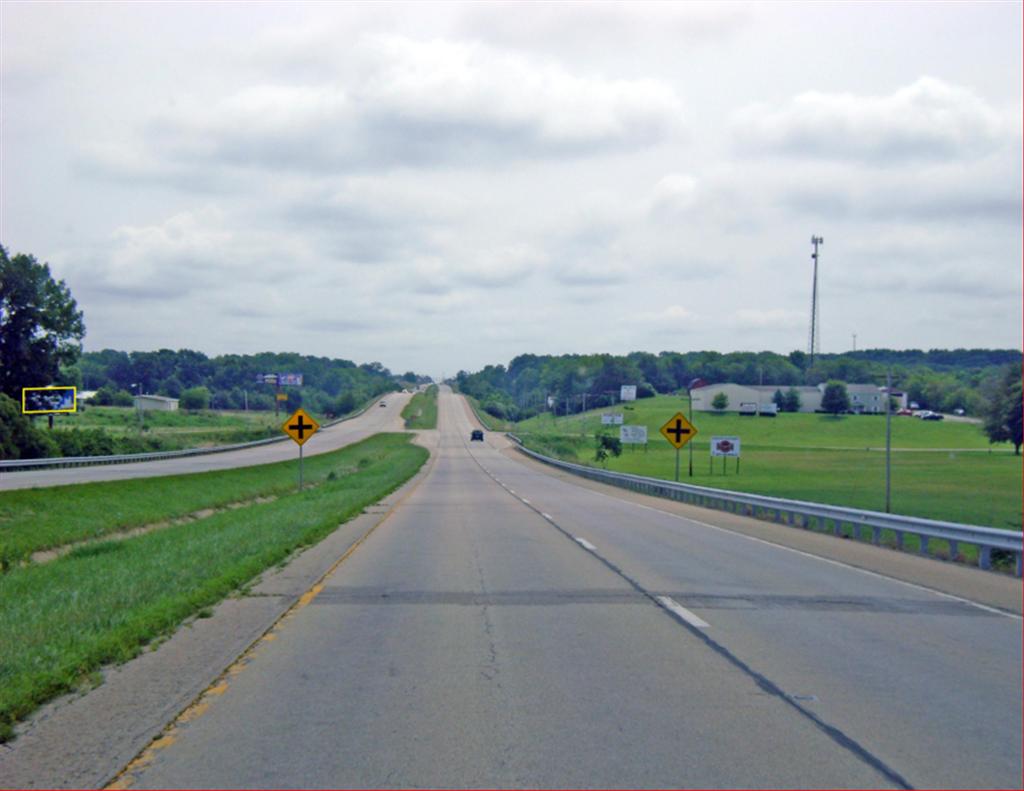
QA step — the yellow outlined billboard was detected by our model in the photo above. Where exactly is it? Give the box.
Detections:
[22,386,77,414]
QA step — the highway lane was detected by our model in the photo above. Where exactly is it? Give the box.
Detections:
[0,393,412,491]
[463,396,1023,788]
[115,387,1022,789]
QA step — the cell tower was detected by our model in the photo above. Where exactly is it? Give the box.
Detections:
[808,236,823,366]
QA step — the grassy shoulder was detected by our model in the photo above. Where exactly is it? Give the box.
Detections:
[38,398,377,457]
[402,385,438,429]
[464,395,516,432]
[0,431,402,568]
[0,433,428,742]
[515,395,1021,530]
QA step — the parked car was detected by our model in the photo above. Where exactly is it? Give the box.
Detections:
[920,411,944,421]
[379,401,387,407]
[470,429,484,441]
[896,408,914,416]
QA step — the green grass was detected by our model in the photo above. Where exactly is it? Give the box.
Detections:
[0,433,428,741]
[402,385,438,430]
[464,396,516,432]
[514,395,1022,531]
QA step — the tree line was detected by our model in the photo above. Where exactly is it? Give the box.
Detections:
[453,349,1022,452]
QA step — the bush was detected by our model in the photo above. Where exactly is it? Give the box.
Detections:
[0,394,59,459]
[180,386,211,411]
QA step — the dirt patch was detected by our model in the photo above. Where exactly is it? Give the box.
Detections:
[28,494,282,567]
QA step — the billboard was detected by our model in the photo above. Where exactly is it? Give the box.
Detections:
[710,436,741,457]
[601,413,624,425]
[255,373,304,386]
[22,386,77,414]
[620,385,637,402]
[619,425,648,444]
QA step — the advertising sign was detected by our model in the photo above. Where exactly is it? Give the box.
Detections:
[278,373,304,386]
[601,413,624,425]
[620,385,637,402]
[619,425,648,444]
[22,386,77,414]
[710,436,741,457]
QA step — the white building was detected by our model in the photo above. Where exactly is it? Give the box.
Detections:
[691,383,906,414]
[133,394,179,412]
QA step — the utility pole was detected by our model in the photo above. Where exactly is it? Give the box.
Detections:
[885,369,893,513]
[852,333,857,352]
[808,236,824,368]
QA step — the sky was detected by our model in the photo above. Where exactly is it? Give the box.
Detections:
[2,1,1021,378]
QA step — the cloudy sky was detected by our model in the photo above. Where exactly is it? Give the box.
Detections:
[2,1,1021,377]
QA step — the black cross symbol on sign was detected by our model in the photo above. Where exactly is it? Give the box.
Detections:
[289,414,315,440]
[667,419,692,443]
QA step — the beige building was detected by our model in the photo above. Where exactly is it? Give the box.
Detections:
[691,383,905,414]
[133,394,179,412]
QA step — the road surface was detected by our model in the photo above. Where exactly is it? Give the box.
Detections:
[0,394,412,491]
[111,387,1022,789]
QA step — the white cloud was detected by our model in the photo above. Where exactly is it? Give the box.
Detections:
[733,77,1018,162]
[117,33,687,179]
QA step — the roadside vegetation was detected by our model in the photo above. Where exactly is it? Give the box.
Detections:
[0,433,428,742]
[513,395,1022,531]
[402,385,438,429]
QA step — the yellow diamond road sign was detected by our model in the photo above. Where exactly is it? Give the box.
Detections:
[660,412,698,449]
[283,408,320,446]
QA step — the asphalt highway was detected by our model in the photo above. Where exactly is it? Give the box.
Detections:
[116,388,1022,789]
[0,394,412,491]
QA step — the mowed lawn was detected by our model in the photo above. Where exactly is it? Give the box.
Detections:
[514,395,1022,530]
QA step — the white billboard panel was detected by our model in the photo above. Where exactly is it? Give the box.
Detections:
[710,436,741,457]
[620,425,648,444]
[620,385,637,401]
[602,413,624,425]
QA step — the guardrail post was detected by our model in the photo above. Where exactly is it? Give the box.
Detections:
[871,526,881,545]
[947,540,959,561]
[919,535,930,557]
[895,531,904,550]
[1016,552,1022,578]
[979,546,992,571]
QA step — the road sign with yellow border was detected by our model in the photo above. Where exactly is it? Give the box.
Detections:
[282,408,320,446]
[659,412,698,449]
[22,386,77,414]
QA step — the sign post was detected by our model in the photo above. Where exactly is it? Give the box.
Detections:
[282,408,320,491]
[659,412,698,482]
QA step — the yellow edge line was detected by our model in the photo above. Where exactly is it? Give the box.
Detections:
[104,444,437,789]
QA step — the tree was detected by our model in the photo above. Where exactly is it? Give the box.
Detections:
[594,432,622,466]
[711,392,729,412]
[821,381,851,416]
[982,364,1023,455]
[180,386,210,411]
[0,246,85,400]
[772,389,785,410]
[783,387,802,412]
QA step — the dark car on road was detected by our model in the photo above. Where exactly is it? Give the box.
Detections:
[470,429,484,441]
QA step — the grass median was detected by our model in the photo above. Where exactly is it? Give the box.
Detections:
[0,433,428,741]
[0,434,403,568]
[402,384,438,429]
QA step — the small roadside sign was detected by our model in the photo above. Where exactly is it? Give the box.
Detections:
[619,425,648,444]
[282,408,320,446]
[711,436,741,457]
[659,412,697,449]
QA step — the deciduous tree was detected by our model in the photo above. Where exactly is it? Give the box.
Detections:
[0,246,85,400]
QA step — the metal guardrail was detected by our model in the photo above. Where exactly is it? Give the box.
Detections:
[508,435,1024,577]
[0,396,385,474]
